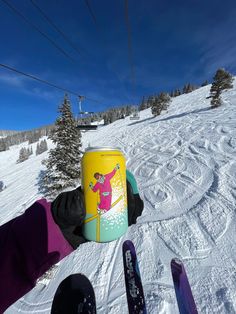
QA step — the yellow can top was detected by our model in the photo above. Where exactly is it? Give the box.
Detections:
[85,146,121,152]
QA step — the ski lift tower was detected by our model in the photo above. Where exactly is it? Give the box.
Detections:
[78,95,85,115]
[130,105,140,120]
[77,96,97,130]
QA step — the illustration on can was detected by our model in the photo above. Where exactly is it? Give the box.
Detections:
[82,147,128,242]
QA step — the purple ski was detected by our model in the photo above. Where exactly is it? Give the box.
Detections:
[122,240,147,314]
[171,259,198,314]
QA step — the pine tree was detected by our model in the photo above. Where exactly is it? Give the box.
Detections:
[125,105,133,116]
[43,139,48,152]
[26,147,31,157]
[120,107,126,118]
[183,84,188,94]
[17,147,29,163]
[103,114,109,125]
[173,89,181,97]
[109,110,116,123]
[37,139,48,154]
[151,92,171,116]
[187,83,193,93]
[42,94,82,199]
[151,98,160,116]
[159,92,171,111]
[40,141,43,154]
[183,83,194,94]
[139,96,147,110]
[0,139,7,152]
[210,68,234,108]
[28,132,40,144]
[36,143,40,156]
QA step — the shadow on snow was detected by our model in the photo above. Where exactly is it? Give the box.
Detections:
[151,107,211,123]
[128,106,211,127]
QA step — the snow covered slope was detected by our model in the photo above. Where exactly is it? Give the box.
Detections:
[1,82,236,313]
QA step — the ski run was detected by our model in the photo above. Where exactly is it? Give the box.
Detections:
[1,81,236,313]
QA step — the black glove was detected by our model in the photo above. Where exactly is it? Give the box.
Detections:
[51,187,86,249]
[127,181,144,226]
[51,172,144,249]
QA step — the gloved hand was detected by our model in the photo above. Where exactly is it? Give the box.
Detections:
[126,170,144,225]
[51,188,86,249]
[89,182,94,189]
[51,171,144,249]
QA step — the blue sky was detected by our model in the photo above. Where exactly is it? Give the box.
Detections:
[0,0,236,131]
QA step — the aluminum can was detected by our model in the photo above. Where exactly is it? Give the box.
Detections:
[81,146,128,242]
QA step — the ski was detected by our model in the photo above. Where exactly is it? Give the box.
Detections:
[171,258,198,314]
[51,273,96,314]
[122,240,147,314]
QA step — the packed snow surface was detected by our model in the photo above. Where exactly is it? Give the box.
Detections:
[1,83,236,313]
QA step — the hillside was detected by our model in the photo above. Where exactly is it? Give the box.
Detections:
[0,130,18,138]
[1,82,236,313]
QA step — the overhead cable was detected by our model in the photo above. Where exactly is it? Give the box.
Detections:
[30,0,82,56]
[1,0,75,62]
[83,0,131,104]
[84,0,99,28]
[0,62,100,103]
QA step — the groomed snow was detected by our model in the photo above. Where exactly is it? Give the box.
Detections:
[1,82,236,313]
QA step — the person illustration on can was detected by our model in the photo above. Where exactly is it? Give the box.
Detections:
[89,164,120,214]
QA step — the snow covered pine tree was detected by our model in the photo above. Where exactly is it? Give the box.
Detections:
[151,92,171,117]
[42,94,82,200]
[210,68,234,108]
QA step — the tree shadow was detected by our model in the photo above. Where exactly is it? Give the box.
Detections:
[151,106,211,123]
[127,107,211,126]
[128,116,155,126]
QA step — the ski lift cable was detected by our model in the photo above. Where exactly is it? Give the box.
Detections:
[30,0,82,57]
[1,0,75,63]
[0,62,100,103]
[31,0,127,103]
[84,0,99,29]
[83,0,132,104]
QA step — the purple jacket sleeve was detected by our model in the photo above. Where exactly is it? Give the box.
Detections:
[0,199,74,313]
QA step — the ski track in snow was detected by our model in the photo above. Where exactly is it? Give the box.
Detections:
[2,84,236,313]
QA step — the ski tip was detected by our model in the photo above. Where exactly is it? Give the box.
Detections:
[51,273,96,314]
[171,257,182,264]
[171,258,183,275]
[122,240,135,249]
[171,258,182,266]
[170,261,199,314]
[123,239,133,245]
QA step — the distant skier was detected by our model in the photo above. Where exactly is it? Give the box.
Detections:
[0,170,143,313]
[89,164,120,213]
